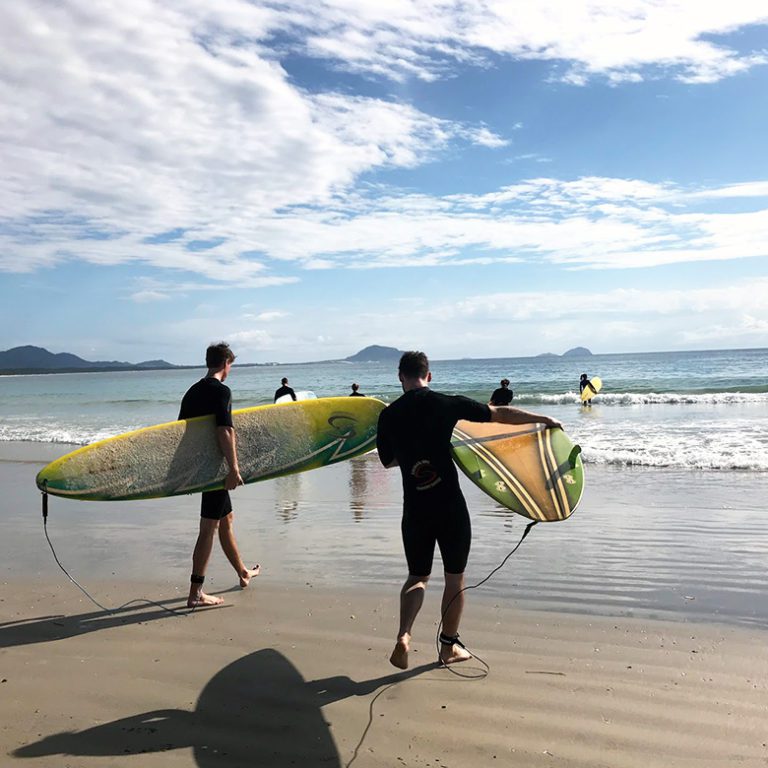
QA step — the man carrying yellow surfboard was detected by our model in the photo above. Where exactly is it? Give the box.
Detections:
[179,342,260,608]
[377,351,561,669]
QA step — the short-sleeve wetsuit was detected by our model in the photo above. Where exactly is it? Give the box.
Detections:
[274,385,297,402]
[376,388,491,575]
[489,386,513,405]
[179,377,234,520]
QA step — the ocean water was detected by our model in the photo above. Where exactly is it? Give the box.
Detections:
[1,347,767,471]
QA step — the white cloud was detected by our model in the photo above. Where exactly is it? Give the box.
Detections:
[357,279,768,358]
[1,1,767,292]
[244,310,290,322]
[197,177,767,272]
[272,0,768,84]
[0,0,504,280]
[131,290,171,303]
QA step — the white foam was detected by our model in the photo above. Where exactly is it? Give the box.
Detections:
[528,391,768,406]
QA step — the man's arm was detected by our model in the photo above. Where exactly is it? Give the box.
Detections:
[488,405,562,430]
[217,425,243,490]
[376,412,398,468]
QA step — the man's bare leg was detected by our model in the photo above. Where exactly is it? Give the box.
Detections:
[439,571,471,664]
[390,574,429,669]
[218,512,260,588]
[188,518,225,607]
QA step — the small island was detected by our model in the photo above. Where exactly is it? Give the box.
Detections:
[344,345,404,363]
[537,347,593,358]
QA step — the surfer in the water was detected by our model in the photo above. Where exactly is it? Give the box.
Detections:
[349,383,365,397]
[274,377,297,403]
[179,342,260,608]
[377,351,562,669]
[579,373,596,405]
[488,378,513,405]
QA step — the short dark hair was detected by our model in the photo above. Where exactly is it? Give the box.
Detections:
[206,342,235,368]
[351,382,359,391]
[399,351,429,379]
[501,378,510,387]
[281,377,288,385]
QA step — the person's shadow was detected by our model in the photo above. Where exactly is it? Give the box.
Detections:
[0,595,225,649]
[13,648,436,767]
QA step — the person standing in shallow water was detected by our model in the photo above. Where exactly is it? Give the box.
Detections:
[349,383,365,397]
[274,377,297,403]
[376,351,562,669]
[579,373,596,405]
[178,342,260,608]
[488,378,513,405]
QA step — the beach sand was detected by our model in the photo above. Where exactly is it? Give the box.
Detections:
[2,444,768,767]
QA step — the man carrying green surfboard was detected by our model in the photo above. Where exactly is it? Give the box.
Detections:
[179,342,260,608]
[377,351,561,669]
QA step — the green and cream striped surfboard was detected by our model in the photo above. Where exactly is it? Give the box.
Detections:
[451,422,583,522]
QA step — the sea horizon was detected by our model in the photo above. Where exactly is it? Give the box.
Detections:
[2,342,768,376]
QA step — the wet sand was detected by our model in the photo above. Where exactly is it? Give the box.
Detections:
[2,443,768,766]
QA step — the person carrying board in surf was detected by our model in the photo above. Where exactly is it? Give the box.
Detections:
[580,373,597,405]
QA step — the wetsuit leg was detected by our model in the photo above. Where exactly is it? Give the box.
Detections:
[401,509,437,576]
[436,499,471,574]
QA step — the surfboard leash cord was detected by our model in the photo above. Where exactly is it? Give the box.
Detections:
[435,519,538,679]
[40,485,188,618]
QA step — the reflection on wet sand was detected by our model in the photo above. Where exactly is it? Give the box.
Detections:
[275,473,302,521]
[349,456,368,521]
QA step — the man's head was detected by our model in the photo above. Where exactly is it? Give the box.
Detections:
[206,342,235,374]
[398,351,431,390]
[351,382,359,392]
[281,377,288,385]
[501,378,510,388]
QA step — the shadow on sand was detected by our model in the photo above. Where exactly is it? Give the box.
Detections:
[0,592,240,649]
[13,648,436,767]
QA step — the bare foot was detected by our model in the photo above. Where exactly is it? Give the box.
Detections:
[187,591,225,608]
[239,564,261,588]
[439,641,472,666]
[390,636,410,669]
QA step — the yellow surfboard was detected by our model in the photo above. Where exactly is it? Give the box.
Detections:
[580,376,602,402]
[36,397,385,501]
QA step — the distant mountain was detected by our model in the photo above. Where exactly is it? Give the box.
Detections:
[345,345,403,363]
[535,347,592,358]
[0,345,177,373]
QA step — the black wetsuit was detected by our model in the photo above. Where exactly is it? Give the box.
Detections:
[179,377,234,519]
[489,386,513,405]
[274,385,296,403]
[350,390,365,397]
[376,388,491,575]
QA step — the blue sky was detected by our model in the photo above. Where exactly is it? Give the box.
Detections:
[1,1,767,364]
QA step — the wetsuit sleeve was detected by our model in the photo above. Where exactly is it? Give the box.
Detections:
[213,385,234,428]
[453,395,491,423]
[376,409,395,467]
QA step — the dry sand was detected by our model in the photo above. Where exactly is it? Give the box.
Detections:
[2,446,768,767]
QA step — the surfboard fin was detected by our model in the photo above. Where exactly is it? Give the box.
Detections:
[568,445,581,469]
